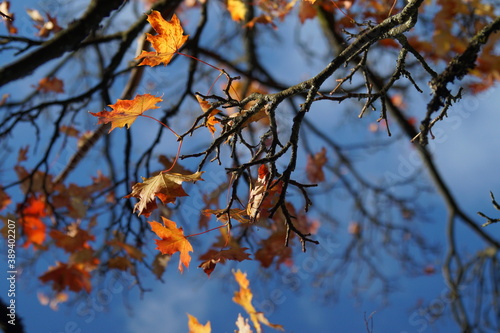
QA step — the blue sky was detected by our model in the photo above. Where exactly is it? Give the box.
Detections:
[2,1,500,333]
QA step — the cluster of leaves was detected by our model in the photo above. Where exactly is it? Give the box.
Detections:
[188,270,283,333]
[89,11,322,277]
[1,1,500,332]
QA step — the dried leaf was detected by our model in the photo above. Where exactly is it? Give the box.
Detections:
[39,262,92,293]
[135,12,189,67]
[89,94,162,133]
[198,247,251,276]
[125,171,204,217]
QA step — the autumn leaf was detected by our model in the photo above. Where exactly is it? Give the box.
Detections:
[135,12,189,67]
[39,262,92,293]
[89,94,162,133]
[235,313,253,333]
[246,165,281,222]
[305,147,327,183]
[203,208,250,224]
[27,9,62,37]
[36,77,64,93]
[227,0,247,22]
[18,195,47,248]
[107,256,132,271]
[255,231,293,268]
[187,314,211,333]
[108,239,145,261]
[0,1,17,34]
[152,252,171,280]
[149,217,193,272]
[50,224,95,253]
[196,95,221,135]
[125,171,203,217]
[0,187,11,211]
[233,270,284,333]
[199,247,251,276]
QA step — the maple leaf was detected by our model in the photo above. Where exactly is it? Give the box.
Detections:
[39,262,92,293]
[149,217,193,272]
[187,314,211,333]
[255,231,292,268]
[36,77,64,93]
[305,147,327,183]
[135,12,189,67]
[18,195,47,248]
[107,256,132,271]
[196,95,221,135]
[198,247,251,276]
[89,94,162,133]
[233,270,284,333]
[50,224,95,253]
[125,171,203,217]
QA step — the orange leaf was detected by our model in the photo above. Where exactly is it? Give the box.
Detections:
[125,171,204,217]
[199,247,251,276]
[39,262,92,293]
[135,12,189,67]
[187,314,211,333]
[89,94,162,133]
[305,147,327,183]
[196,95,221,135]
[36,77,64,93]
[19,195,47,248]
[233,270,283,333]
[149,217,193,272]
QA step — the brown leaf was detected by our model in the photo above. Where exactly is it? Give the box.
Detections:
[125,171,204,217]
[198,247,251,276]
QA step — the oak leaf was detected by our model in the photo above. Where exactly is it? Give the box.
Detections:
[187,314,211,333]
[149,217,193,272]
[235,314,253,333]
[135,12,189,67]
[233,270,283,333]
[125,171,204,217]
[89,94,162,133]
[198,247,251,276]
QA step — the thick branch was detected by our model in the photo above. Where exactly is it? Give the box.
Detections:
[0,0,124,87]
